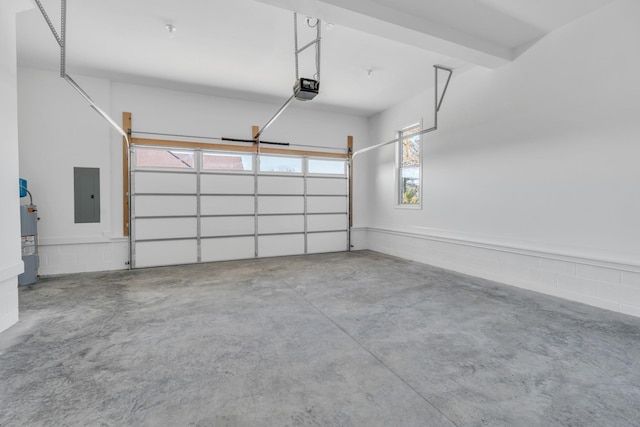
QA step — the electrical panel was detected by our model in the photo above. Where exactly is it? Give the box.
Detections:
[74,167,100,223]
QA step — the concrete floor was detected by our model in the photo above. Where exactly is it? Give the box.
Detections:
[1,251,639,426]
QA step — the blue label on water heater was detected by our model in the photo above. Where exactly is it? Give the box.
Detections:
[19,178,27,198]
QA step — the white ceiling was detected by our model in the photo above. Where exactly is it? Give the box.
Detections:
[16,0,617,116]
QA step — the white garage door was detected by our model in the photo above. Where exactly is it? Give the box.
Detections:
[130,145,349,268]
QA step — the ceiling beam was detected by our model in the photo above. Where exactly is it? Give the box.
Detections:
[253,0,513,68]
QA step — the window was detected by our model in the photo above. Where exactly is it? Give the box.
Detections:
[308,159,346,175]
[203,152,253,172]
[135,147,194,169]
[259,155,303,173]
[398,123,421,206]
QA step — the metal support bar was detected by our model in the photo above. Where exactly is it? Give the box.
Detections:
[254,94,295,141]
[436,65,453,112]
[294,13,299,81]
[316,19,321,82]
[352,65,454,158]
[352,126,437,158]
[296,38,321,55]
[34,0,130,148]
[222,137,289,146]
[257,12,322,141]
[33,0,62,46]
[60,0,66,77]
[65,75,129,147]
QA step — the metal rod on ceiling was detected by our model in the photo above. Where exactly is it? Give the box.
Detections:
[253,94,295,142]
[256,13,322,141]
[352,126,438,158]
[297,38,321,55]
[33,0,62,46]
[315,18,321,82]
[436,65,453,112]
[34,0,130,148]
[60,0,66,77]
[352,65,454,158]
[294,13,299,81]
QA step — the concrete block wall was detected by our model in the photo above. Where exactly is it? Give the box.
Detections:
[354,228,640,318]
[38,239,129,276]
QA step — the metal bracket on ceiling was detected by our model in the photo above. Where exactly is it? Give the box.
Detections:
[352,65,454,158]
[254,12,322,143]
[33,0,130,148]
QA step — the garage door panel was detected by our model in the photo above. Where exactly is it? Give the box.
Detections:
[307,196,347,214]
[259,234,304,257]
[258,176,304,194]
[201,216,254,237]
[134,172,196,194]
[258,196,304,214]
[258,215,304,234]
[201,196,255,215]
[307,232,347,254]
[135,195,197,217]
[307,214,347,232]
[307,178,347,195]
[136,218,197,240]
[135,239,198,268]
[201,174,254,194]
[201,237,255,262]
[132,151,349,268]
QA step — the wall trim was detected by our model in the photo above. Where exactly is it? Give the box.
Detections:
[0,261,24,283]
[354,226,640,273]
[39,236,128,246]
[357,226,640,317]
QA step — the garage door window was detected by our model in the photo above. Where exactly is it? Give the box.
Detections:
[135,147,195,169]
[259,155,303,174]
[308,159,346,175]
[203,152,254,172]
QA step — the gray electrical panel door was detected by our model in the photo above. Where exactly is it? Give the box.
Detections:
[74,167,100,223]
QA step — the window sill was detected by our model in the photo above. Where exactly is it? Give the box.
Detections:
[395,204,422,210]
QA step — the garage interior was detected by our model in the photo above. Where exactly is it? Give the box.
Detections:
[1,0,640,426]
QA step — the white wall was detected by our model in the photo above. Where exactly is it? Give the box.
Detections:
[1,0,31,334]
[17,71,369,274]
[18,69,125,275]
[356,0,640,317]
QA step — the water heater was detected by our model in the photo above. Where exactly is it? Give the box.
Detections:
[19,179,39,285]
[19,205,39,285]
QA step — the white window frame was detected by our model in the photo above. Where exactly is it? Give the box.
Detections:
[395,122,422,209]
